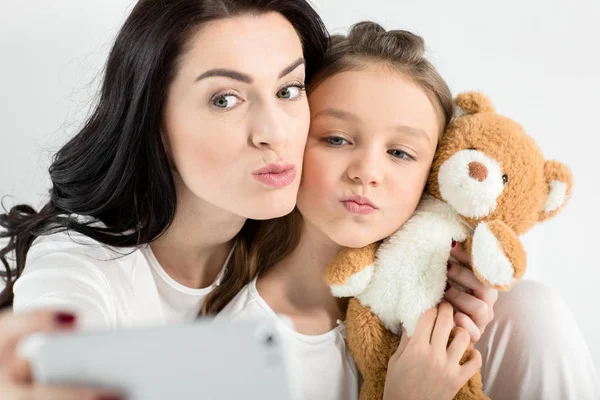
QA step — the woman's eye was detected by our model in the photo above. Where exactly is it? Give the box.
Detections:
[277,85,305,100]
[212,94,239,109]
[325,136,349,146]
[389,149,414,160]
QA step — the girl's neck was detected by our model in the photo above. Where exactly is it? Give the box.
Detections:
[150,173,246,289]
[257,218,347,335]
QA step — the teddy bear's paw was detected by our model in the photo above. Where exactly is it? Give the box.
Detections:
[330,264,374,298]
[471,222,517,288]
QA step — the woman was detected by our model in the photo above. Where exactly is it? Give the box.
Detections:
[0,0,328,398]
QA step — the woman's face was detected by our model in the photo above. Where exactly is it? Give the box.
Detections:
[298,64,441,248]
[162,12,309,220]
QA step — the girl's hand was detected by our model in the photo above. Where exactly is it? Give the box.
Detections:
[445,241,498,342]
[0,309,123,399]
[383,302,482,400]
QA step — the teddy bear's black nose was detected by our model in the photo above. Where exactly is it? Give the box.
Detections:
[468,161,488,182]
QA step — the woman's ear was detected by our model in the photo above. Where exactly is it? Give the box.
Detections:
[538,160,573,223]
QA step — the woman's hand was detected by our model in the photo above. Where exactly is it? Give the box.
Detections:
[0,309,122,399]
[383,302,482,400]
[445,241,498,342]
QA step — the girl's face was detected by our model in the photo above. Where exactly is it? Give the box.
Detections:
[162,12,309,220]
[298,64,441,248]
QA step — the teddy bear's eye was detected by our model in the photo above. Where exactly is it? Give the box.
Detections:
[502,174,509,184]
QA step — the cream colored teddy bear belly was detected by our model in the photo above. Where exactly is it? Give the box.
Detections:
[358,195,471,336]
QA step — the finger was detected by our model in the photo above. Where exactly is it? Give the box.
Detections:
[453,312,481,342]
[430,302,454,350]
[447,263,498,306]
[0,310,77,364]
[459,349,483,381]
[10,384,123,400]
[1,354,30,383]
[0,309,76,339]
[444,286,489,331]
[447,327,471,364]
[450,242,471,266]
[391,327,411,362]
[412,307,438,345]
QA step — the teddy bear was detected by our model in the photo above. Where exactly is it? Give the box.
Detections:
[323,92,573,400]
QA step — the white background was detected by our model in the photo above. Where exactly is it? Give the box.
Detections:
[1,0,598,372]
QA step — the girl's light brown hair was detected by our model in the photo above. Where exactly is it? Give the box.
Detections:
[202,21,454,314]
[311,21,454,132]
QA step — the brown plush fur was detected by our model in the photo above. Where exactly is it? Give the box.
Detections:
[346,298,399,400]
[324,243,379,286]
[325,92,573,400]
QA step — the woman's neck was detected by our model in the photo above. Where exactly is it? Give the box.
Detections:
[257,218,347,335]
[150,174,246,289]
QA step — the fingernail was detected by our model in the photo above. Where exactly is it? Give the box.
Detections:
[447,261,452,271]
[54,312,76,326]
[445,283,451,292]
[451,240,457,248]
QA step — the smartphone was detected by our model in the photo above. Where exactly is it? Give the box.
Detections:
[18,318,293,400]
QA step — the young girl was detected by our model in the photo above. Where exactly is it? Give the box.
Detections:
[0,0,328,398]
[217,22,600,400]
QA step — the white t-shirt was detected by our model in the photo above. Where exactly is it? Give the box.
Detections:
[216,277,359,400]
[12,229,230,330]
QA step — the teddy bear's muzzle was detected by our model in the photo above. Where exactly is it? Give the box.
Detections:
[438,149,505,219]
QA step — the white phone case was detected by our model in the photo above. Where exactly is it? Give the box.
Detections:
[18,319,293,400]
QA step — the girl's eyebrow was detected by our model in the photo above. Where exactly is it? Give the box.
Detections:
[312,107,431,144]
[394,125,431,144]
[311,107,358,122]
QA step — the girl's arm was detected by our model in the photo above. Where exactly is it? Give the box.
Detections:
[383,302,482,400]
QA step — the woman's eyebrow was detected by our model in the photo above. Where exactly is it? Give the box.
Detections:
[195,57,306,84]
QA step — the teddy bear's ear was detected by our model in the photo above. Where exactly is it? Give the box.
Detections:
[538,160,573,222]
[455,92,496,116]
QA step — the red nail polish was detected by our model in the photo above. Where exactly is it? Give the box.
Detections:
[447,261,452,270]
[451,240,457,248]
[55,312,76,326]
[97,396,124,400]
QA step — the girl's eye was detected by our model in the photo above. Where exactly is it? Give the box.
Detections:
[212,94,239,109]
[277,84,305,100]
[388,149,414,160]
[325,136,349,146]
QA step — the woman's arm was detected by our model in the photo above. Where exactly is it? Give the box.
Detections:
[12,234,117,330]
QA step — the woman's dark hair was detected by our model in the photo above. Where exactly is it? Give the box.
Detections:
[0,0,328,310]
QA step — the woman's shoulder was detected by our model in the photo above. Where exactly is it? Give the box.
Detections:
[17,218,149,296]
[13,225,154,329]
[27,226,142,273]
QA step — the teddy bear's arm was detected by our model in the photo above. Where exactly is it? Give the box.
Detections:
[323,243,379,298]
[469,220,526,291]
